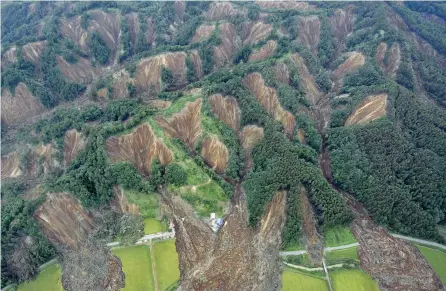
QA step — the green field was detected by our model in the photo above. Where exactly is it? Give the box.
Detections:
[282,269,328,291]
[153,239,180,291]
[144,218,166,235]
[323,226,357,247]
[16,264,64,291]
[331,269,380,291]
[325,246,359,264]
[125,189,160,218]
[112,245,154,291]
[417,245,446,285]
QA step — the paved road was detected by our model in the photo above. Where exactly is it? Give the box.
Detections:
[391,233,446,251]
[280,242,359,256]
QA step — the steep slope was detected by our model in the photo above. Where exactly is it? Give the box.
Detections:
[56,55,99,84]
[256,1,316,10]
[214,23,240,68]
[60,16,89,51]
[63,129,86,168]
[248,40,277,62]
[240,125,264,171]
[22,41,46,65]
[200,135,229,175]
[242,21,273,46]
[208,94,241,131]
[205,2,243,21]
[110,186,140,215]
[376,42,401,77]
[191,24,215,43]
[1,152,22,178]
[289,53,324,105]
[244,73,296,138]
[88,10,121,63]
[297,16,320,56]
[106,123,173,176]
[330,6,354,55]
[344,94,388,126]
[1,46,17,68]
[332,51,365,87]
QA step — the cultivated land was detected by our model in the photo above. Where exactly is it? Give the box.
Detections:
[282,269,328,291]
[330,269,380,291]
[325,246,359,264]
[323,226,357,247]
[144,218,166,235]
[16,264,63,291]
[153,239,180,291]
[416,245,446,285]
[112,245,155,291]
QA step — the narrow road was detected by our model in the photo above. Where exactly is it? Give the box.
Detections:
[280,243,359,256]
[283,262,344,272]
[390,233,446,251]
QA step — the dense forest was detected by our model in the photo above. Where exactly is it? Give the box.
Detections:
[2,1,446,288]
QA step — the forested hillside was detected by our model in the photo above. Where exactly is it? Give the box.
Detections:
[1,2,445,291]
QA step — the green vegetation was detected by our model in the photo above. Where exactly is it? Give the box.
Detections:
[283,254,317,268]
[323,226,357,247]
[112,245,155,291]
[125,190,160,219]
[153,240,180,291]
[16,264,63,291]
[416,245,446,285]
[325,247,359,265]
[282,269,328,291]
[330,270,380,291]
[88,32,111,65]
[144,218,166,235]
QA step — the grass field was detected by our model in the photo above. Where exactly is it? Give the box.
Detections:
[16,264,64,291]
[417,245,446,285]
[125,189,160,219]
[331,269,380,291]
[282,268,328,291]
[325,246,358,264]
[323,226,357,247]
[112,245,154,291]
[144,218,166,235]
[153,239,180,291]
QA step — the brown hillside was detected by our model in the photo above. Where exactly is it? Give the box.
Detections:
[22,41,46,65]
[289,53,324,105]
[56,55,99,83]
[208,94,241,131]
[242,21,273,46]
[330,6,354,55]
[60,16,89,52]
[2,46,17,68]
[145,17,156,46]
[345,94,388,126]
[214,23,240,68]
[31,143,57,176]
[110,186,140,215]
[332,51,365,82]
[1,152,22,178]
[256,1,316,10]
[63,129,86,168]
[191,24,215,43]
[106,123,173,176]
[377,42,401,77]
[297,16,320,56]
[205,2,243,21]
[273,62,290,84]
[111,69,133,99]
[156,98,202,151]
[300,187,323,264]
[189,50,204,79]
[248,40,277,62]
[134,52,187,94]
[200,135,229,174]
[126,13,140,49]
[34,192,94,250]
[297,128,306,144]
[88,10,121,62]
[1,83,44,126]
[244,73,296,138]
[240,125,264,151]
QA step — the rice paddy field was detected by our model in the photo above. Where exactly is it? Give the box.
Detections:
[325,246,359,264]
[330,269,380,291]
[153,239,180,291]
[112,245,155,291]
[282,268,328,291]
[416,245,446,285]
[16,264,64,291]
[144,218,166,235]
[323,226,357,247]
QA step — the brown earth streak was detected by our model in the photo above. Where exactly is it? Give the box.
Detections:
[161,186,287,291]
[377,42,401,78]
[214,23,240,68]
[1,152,22,178]
[297,16,321,56]
[200,135,229,174]
[242,21,273,46]
[56,55,99,84]
[145,17,156,46]
[145,99,172,109]
[88,10,120,61]
[111,69,133,99]
[300,187,324,265]
[110,186,140,215]
[175,1,186,21]
[330,6,354,55]
[1,83,44,127]
[248,40,277,62]
[352,215,444,291]
[191,24,215,43]
[345,94,387,126]
[22,41,46,65]
[31,143,57,176]
[60,16,89,51]
[156,98,202,151]
[63,129,86,168]
[289,53,324,105]
[332,51,365,83]
[297,128,306,144]
[244,73,296,138]
[34,192,94,250]
[256,1,316,10]
[208,94,241,131]
[106,123,173,176]
[188,50,204,79]
[134,52,187,94]
[240,125,264,171]
[126,12,140,49]
[1,46,17,68]
[205,2,243,21]
[273,62,290,84]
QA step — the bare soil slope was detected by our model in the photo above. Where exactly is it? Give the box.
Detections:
[200,135,229,174]
[63,129,86,167]
[248,40,277,62]
[297,16,320,56]
[208,94,241,131]
[344,94,388,126]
